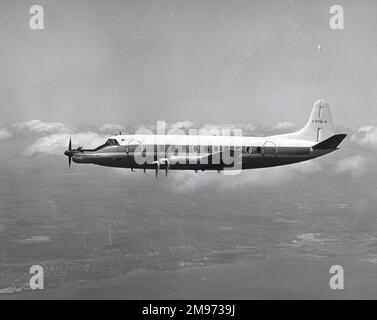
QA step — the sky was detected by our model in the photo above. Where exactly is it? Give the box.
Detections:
[0,0,377,128]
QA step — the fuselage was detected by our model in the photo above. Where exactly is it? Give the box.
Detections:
[69,134,333,171]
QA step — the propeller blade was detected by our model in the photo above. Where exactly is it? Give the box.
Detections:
[152,161,159,180]
[163,160,169,177]
[68,138,72,169]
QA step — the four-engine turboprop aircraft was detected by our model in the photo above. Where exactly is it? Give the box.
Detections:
[64,100,346,178]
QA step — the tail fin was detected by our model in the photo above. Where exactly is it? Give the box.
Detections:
[281,100,335,142]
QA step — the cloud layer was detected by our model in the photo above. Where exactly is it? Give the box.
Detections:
[351,126,377,148]
[1,119,376,192]
[334,155,370,177]
[272,121,296,130]
[0,128,13,140]
[12,120,74,135]
[170,161,323,193]
[24,132,107,157]
[99,123,124,134]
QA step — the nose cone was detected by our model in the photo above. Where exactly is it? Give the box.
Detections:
[64,150,74,157]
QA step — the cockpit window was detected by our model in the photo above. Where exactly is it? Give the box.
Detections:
[105,139,120,146]
[94,138,120,151]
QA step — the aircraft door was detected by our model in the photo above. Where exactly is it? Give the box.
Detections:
[126,139,143,155]
[262,141,277,158]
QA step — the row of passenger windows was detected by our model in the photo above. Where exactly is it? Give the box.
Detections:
[186,145,262,154]
[245,146,262,154]
[100,138,263,153]
[125,144,262,154]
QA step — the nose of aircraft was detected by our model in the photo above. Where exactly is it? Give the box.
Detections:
[64,138,98,166]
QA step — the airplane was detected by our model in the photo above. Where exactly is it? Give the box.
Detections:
[64,99,346,178]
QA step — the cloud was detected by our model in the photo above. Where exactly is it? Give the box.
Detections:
[334,155,370,177]
[99,123,124,134]
[24,132,107,157]
[290,160,323,174]
[133,121,259,136]
[351,126,377,148]
[169,121,196,130]
[243,124,258,134]
[96,120,294,138]
[272,121,295,130]
[13,120,73,135]
[196,123,250,136]
[0,128,13,140]
[9,118,376,187]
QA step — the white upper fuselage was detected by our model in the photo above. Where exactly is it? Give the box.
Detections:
[109,134,316,148]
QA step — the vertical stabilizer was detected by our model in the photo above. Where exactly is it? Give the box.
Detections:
[279,100,335,142]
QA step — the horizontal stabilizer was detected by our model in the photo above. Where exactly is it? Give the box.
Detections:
[312,134,347,149]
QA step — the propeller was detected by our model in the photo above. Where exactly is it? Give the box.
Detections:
[64,137,73,169]
[68,138,72,168]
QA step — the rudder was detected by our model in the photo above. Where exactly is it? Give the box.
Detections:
[281,100,335,142]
